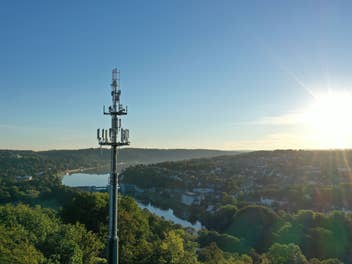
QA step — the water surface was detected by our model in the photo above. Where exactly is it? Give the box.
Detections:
[62,173,109,187]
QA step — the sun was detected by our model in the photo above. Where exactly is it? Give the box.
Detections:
[303,91,352,149]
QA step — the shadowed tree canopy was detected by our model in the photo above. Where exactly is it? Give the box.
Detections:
[226,205,280,252]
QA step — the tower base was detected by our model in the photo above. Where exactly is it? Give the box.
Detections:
[108,237,119,264]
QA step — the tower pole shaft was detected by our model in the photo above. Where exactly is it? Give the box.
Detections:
[108,115,119,264]
[98,68,129,264]
[109,70,119,264]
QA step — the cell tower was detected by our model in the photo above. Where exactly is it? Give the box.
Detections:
[97,68,129,264]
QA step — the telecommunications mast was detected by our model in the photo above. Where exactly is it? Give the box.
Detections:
[97,68,130,264]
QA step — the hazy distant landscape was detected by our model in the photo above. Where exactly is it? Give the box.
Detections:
[2,148,352,263]
[0,148,241,176]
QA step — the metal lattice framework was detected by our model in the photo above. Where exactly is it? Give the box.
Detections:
[97,68,129,264]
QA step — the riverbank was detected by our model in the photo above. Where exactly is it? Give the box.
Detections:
[137,201,202,230]
[58,165,109,176]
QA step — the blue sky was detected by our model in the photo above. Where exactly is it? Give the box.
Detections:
[1,0,352,150]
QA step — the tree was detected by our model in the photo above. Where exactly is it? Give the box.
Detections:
[198,230,242,253]
[60,192,109,233]
[204,205,238,232]
[158,229,199,264]
[226,205,279,252]
[266,243,308,264]
[273,221,306,248]
[43,223,104,264]
[0,203,104,263]
[0,224,44,264]
[198,242,226,264]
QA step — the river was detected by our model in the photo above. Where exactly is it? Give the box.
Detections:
[62,173,203,230]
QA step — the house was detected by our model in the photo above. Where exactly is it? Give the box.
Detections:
[192,188,214,194]
[260,197,275,206]
[181,192,198,205]
[16,175,33,181]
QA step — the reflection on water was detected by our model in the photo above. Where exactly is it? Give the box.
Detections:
[137,202,202,230]
[63,173,203,230]
[62,173,109,187]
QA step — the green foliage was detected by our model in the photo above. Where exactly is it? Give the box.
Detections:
[0,203,103,263]
[61,193,201,264]
[123,165,186,188]
[273,210,351,261]
[118,196,200,264]
[118,196,154,263]
[61,191,109,233]
[199,242,253,264]
[58,191,352,263]
[0,224,44,264]
[266,243,308,264]
[43,223,103,264]
[226,205,280,252]
[198,230,242,253]
[203,204,238,232]
[0,204,60,245]
[198,242,228,264]
[158,230,199,264]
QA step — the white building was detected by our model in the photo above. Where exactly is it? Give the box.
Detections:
[16,175,32,181]
[181,192,198,205]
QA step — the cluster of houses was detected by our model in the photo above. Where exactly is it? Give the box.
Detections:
[15,170,47,182]
[120,181,217,208]
[121,151,352,213]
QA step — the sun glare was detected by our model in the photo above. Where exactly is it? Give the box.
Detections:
[304,91,352,149]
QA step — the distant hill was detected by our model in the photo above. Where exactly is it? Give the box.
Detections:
[0,148,243,178]
[38,148,242,164]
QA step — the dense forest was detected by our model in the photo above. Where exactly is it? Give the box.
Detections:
[1,191,345,264]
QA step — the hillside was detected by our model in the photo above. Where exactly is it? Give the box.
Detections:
[0,148,242,178]
[123,149,352,212]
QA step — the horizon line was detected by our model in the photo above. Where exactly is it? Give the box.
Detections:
[2,147,352,152]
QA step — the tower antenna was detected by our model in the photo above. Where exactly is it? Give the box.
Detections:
[97,68,129,264]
